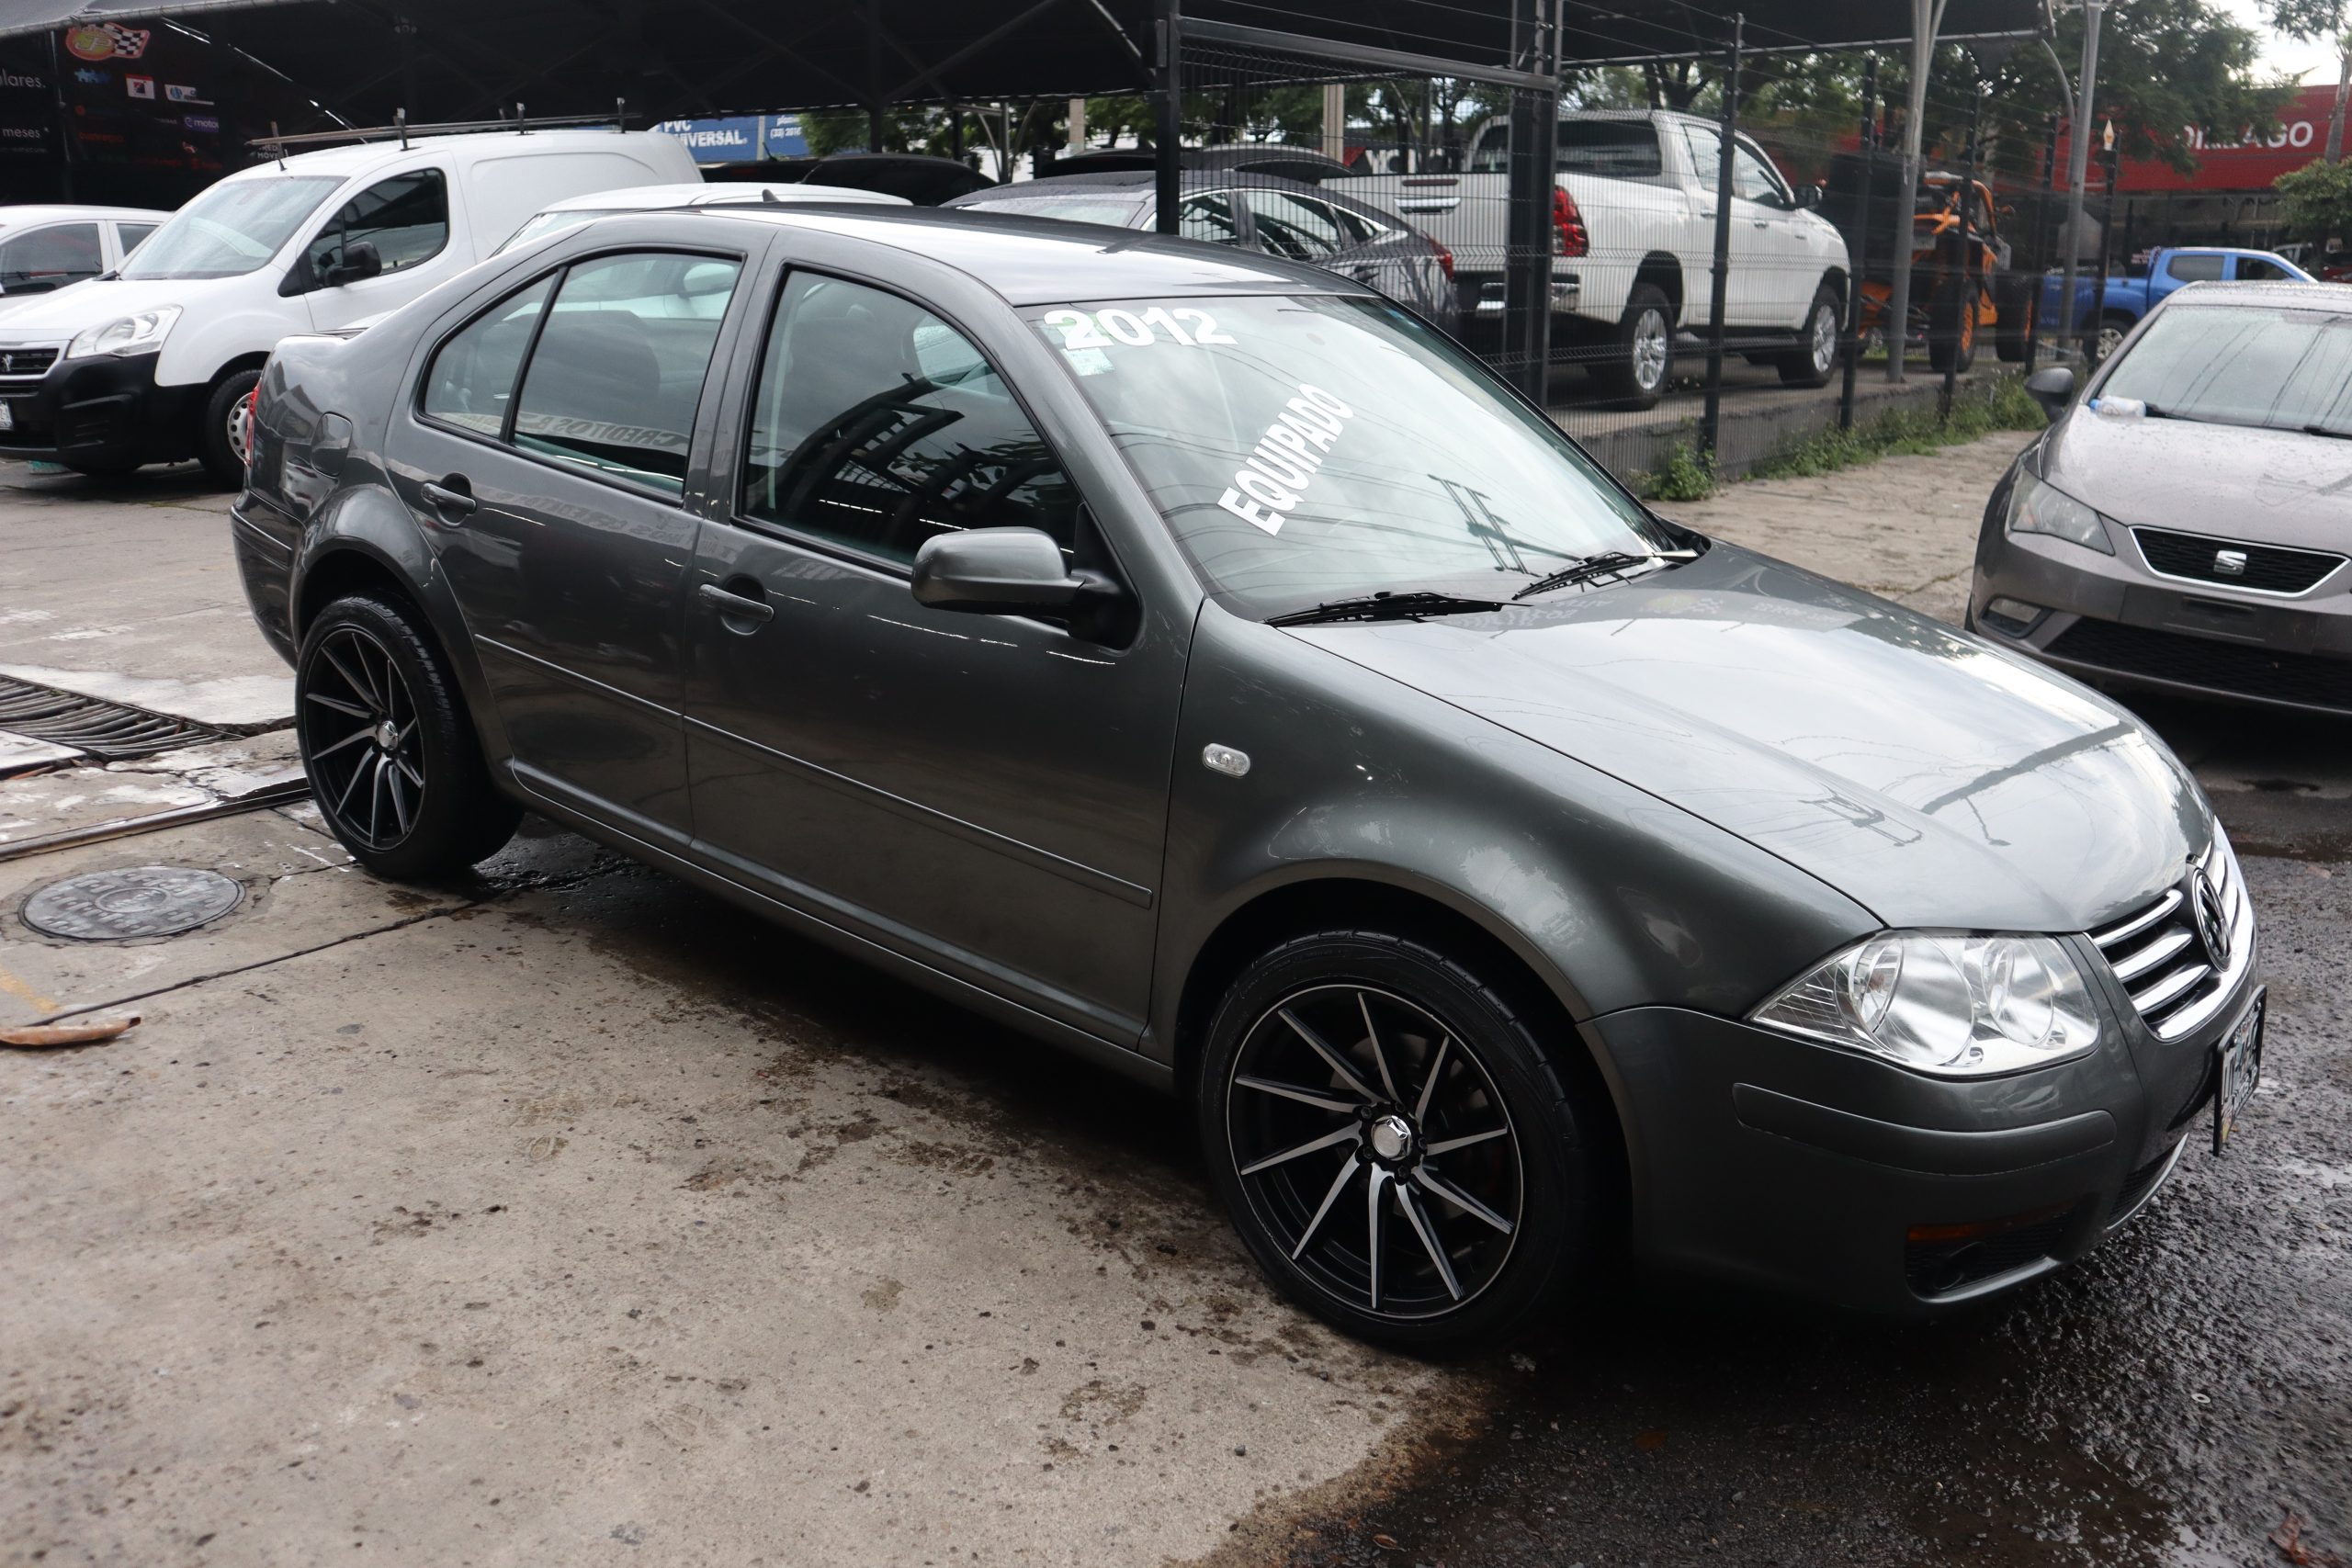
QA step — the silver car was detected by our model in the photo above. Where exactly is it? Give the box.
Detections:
[1971,280,2352,716]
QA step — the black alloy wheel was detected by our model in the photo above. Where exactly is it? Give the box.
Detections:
[302,621,426,854]
[1202,932,1594,1348]
[296,594,520,879]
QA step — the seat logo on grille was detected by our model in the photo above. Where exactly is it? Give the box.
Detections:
[2212,548,2249,576]
[2187,866,2232,970]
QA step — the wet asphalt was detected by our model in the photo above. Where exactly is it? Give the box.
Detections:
[1257,694,2352,1568]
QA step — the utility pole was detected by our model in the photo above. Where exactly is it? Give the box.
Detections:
[2327,35,2349,163]
[2058,0,2106,357]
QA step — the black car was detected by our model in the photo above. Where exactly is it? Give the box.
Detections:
[233,206,2260,1348]
[944,170,1459,333]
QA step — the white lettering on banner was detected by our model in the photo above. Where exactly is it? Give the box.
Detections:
[1216,383,1355,536]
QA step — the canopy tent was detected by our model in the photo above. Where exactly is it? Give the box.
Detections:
[0,0,2050,128]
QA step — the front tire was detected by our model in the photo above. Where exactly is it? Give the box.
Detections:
[198,368,262,489]
[1196,930,1598,1350]
[1593,282,1673,410]
[1928,283,1978,373]
[1778,283,1842,387]
[296,593,520,881]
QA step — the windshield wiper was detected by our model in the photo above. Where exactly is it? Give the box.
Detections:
[1266,590,1506,627]
[1510,548,1690,602]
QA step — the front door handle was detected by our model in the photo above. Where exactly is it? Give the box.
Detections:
[698,581,775,627]
[420,476,475,520]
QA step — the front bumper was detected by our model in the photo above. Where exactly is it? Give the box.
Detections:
[1589,937,2258,1314]
[0,349,202,469]
[1970,510,2352,716]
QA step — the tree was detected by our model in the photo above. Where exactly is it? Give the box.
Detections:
[2274,154,2352,241]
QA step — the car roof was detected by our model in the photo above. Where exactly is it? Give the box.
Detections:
[0,204,174,223]
[2166,278,2352,306]
[534,181,907,212]
[952,169,1323,196]
[224,128,683,183]
[684,204,1372,304]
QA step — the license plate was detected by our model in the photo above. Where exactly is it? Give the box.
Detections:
[0,400,15,432]
[2211,988,2266,1155]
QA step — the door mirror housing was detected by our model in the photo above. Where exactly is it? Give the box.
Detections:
[322,241,382,288]
[2025,366,2077,420]
[910,526,1131,642]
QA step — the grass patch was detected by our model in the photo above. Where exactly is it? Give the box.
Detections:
[1634,440,1718,502]
[1748,372,2045,482]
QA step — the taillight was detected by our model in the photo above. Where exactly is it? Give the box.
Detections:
[1552,186,1589,259]
[241,383,260,468]
[1433,240,1455,281]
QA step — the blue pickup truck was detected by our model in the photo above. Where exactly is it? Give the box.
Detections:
[2041,245,2314,361]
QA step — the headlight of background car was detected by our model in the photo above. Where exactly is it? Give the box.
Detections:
[1751,931,2101,1077]
[2005,469,2113,555]
[65,305,182,361]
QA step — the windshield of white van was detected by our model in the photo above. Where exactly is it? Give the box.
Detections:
[122,176,340,280]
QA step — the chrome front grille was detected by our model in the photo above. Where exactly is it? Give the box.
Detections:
[2090,827,2255,1042]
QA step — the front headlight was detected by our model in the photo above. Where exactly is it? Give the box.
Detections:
[2005,469,2113,555]
[65,305,182,360]
[1750,931,2101,1077]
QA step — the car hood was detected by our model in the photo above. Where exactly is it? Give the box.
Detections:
[0,276,232,344]
[2042,408,2352,550]
[1286,544,2207,932]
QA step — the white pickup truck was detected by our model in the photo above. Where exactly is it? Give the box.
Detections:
[1328,109,1851,409]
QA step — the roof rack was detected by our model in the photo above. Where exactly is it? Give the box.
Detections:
[252,100,631,154]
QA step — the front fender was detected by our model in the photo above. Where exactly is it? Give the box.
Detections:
[1150,604,1877,1087]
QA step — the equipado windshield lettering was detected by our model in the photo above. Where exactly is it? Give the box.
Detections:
[1216,384,1354,536]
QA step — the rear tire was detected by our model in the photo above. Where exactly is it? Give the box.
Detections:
[2094,311,2132,365]
[296,593,520,881]
[1778,283,1842,387]
[1994,277,2033,363]
[1196,929,1599,1350]
[1928,283,1978,373]
[1592,283,1673,410]
[198,368,261,489]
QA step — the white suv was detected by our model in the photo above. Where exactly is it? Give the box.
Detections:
[0,126,697,483]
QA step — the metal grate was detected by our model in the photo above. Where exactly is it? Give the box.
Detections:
[2132,528,2345,595]
[1905,1210,2075,1299]
[2046,615,2352,714]
[2089,829,2254,1043]
[0,675,228,761]
[0,345,59,379]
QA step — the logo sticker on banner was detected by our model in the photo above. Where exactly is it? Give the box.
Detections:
[64,23,149,61]
[126,75,156,100]
[164,84,208,104]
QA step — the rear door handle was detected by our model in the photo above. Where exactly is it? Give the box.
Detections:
[698,581,775,626]
[420,477,474,519]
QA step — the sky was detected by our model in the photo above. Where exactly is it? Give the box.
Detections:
[2221,0,2344,81]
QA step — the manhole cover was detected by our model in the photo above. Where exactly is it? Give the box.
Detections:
[21,866,243,941]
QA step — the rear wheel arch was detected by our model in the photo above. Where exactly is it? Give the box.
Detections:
[1634,253,1683,319]
[293,543,418,643]
[1170,875,1630,1214]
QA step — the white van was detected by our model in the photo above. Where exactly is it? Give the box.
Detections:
[0,205,174,304]
[0,126,697,483]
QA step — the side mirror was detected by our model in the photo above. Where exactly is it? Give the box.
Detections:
[910,525,1131,641]
[1789,185,1822,210]
[323,241,382,288]
[2024,366,2076,420]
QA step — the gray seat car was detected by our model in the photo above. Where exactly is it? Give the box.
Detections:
[232,206,2261,1348]
[1972,279,2352,716]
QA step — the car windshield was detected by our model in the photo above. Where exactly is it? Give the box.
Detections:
[2099,302,2352,434]
[121,175,341,280]
[1031,293,1673,617]
[501,208,634,254]
[970,195,1147,227]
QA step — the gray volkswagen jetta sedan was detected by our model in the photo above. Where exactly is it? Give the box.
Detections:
[232,206,2262,1348]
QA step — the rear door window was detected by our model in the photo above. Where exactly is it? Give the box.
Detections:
[1179,191,1242,244]
[1555,120,1663,178]
[0,223,103,293]
[1241,189,1346,259]
[508,252,743,495]
[741,271,1080,565]
[2165,253,2225,284]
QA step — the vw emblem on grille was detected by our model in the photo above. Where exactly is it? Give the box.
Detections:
[2186,866,2232,970]
[2212,548,2249,576]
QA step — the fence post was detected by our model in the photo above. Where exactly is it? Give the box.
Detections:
[1500,0,1559,405]
[1839,57,1879,432]
[2086,138,2117,360]
[1701,13,1743,462]
[1153,0,1182,234]
[2023,115,2056,369]
[1941,85,1984,421]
